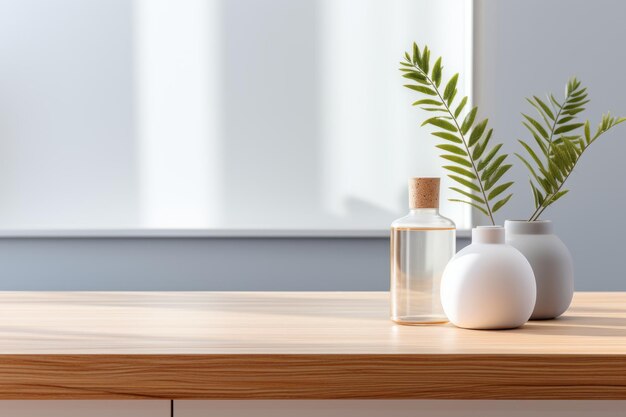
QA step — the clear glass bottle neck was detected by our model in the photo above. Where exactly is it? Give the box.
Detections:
[409,208,439,215]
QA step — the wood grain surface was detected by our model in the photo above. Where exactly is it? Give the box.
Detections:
[0,291,623,399]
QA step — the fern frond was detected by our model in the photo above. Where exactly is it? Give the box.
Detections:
[400,43,514,225]
[519,77,625,221]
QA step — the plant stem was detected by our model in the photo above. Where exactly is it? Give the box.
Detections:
[546,99,567,156]
[527,194,543,221]
[527,205,541,222]
[527,91,574,221]
[530,153,578,221]
[412,64,495,225]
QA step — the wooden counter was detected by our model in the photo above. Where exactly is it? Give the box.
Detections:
[0,292,624,399]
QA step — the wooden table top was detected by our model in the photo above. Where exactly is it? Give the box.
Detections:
[0,291,624,399]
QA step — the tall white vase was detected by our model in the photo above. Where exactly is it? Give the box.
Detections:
[440,226,536,330]
[505,220,574,320]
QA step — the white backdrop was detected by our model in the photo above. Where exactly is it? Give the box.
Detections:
[0,0,472,231]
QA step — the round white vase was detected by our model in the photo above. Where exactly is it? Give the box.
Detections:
[440,226,536,330]
[504,220,573,320]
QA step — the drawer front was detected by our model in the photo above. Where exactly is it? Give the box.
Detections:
[0,401,170,417]
[175,400,624,417]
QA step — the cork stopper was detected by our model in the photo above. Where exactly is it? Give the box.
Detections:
[408,177,440,209]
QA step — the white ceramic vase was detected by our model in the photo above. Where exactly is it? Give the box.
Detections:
[504,220,574,320]
[440,226,536,330]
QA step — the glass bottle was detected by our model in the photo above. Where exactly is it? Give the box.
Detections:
[390,177,456,325]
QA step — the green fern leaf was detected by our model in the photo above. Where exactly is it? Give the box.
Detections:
[431,132,462,143]
[481,154,507,182]
[548,159,564,183]
[436,144,467,156]
[563,100,590,110]
[471,138,489,160]
[485,165,512,190]
[421,107,448,113]
[521,122,548,151]
[460,107,477,135]
[450,187,485,203]
[443,73,458,101]
[522,114,549,139]
[440,154,472,168]
[533,96,555,120]
[568,93,588,103]
[448,175,480,192]
[477,143,503,171]
[468,119,488,148]
[537,177,555,195]
[412,99,441,106]
[540,164,558,189]
[446,89,457,106]
[402,72,428,84]
[548,189,569,204]
[530,181,544,208]
[422,117,457,132]
[421,46,430,74]
[404,84,436,95]
[412,43,421,67]
[492,194,513,213]
[488,181,514,200]
[432,57,442,87]
[443,165,476,179]
[563,107,585,116]
[528,126,548,155]
[553,123,584,135]
[454,97,468,118]
[556,116,575,125]
[518,140,545,169]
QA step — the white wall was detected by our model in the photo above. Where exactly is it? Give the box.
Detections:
[0,0,138,228]
[0,0,472,231]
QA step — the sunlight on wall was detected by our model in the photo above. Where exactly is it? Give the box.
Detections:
[132,0,473,230]
[0,0,472,230]
[319,0,473,229]
[134,0,221,227]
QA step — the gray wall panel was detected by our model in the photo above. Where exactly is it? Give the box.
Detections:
[0,237,470,291]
